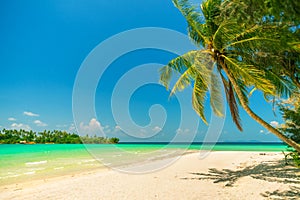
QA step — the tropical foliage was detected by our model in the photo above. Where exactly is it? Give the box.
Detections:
[159,0,300,152]
[0,129,119,144]
[280,100,300,143]
[280,94,300,166]
[81,134,119,144]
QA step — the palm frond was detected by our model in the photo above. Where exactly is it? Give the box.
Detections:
[222,37,279,52]
[201,0,222,34]
[228,24,260,42]
[170,67,196,96]
[234,79,251,108]
[159,65,173,90]
[172,0,208,46]
[212,20,240,50]
[159,51,197,90]
[209,72,224,117]
[192,75,209,124]
[170,52,213,96]
[220,73,243,131]
[264,69,296,98]
[248,87,256,98]
[222,55,275,95]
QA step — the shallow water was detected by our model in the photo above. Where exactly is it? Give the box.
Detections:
[0,143,288,185]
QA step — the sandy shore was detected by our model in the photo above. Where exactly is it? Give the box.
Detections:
[1,151,300,200]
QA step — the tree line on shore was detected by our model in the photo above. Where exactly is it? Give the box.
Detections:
[0,129,119,144]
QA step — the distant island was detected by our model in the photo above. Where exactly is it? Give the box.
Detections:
[0,129,119,144]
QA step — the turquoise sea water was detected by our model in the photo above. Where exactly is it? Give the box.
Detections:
[0,143,288,186]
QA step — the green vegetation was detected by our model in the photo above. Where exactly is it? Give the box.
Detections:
[159,0,300,152]
[80,135,119,144]
[280,95,300,144]
[280,94,300,166]
[0,129,119,144]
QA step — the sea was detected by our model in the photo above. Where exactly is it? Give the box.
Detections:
[0,143,289,186]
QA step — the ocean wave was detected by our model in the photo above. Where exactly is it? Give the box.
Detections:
[23,171,36,175]
[54,167,64,170]
[78,159,97,164]
[25,160,47,166]
[82,159,96,163]
[0,174,21,179]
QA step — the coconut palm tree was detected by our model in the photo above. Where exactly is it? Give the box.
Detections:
[159,0,300,152]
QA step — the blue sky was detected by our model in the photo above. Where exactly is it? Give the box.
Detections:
[0,0,283,142]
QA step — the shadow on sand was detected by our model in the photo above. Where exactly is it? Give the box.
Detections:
[261,186,300,200]
[182,159,300,199]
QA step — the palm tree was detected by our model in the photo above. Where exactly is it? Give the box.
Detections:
[159,0,300,152]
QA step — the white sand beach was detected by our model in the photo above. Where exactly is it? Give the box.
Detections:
[1,151,299,200]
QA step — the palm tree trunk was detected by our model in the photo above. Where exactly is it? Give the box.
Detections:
[221,62,300,153]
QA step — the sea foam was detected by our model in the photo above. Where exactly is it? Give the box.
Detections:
[25,160,47,166]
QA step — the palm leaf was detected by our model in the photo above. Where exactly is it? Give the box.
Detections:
[222,37,279,52]
[209,72,224,117]
[222,55,275,95]
[192,75,208,124]
[220,73,243,131]
[264,69,296,98]
[172,0,208,46]
[159,51,197,90]
[170,67,195,96]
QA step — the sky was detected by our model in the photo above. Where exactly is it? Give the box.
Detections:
[0,0,283,142]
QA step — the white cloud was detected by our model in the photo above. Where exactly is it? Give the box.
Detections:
[8,117,17,121]
[112,125,121,133]
[94,124,118,134]
[34,120,47,127]
[11,123,31,131]
[79,118,103,135]
[176,128,182,134]
[139,129,147,137]
[69,123,76,132]
[270,121,279,127]
[176,128,190,134]
[24,111,39,117]
[152,126,162,132]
